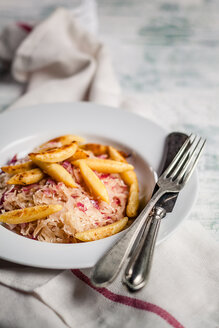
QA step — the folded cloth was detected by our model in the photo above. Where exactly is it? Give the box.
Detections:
[0,8,219,328]
[0,7,120,109]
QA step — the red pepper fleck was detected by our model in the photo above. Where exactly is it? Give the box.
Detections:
[100,173,110,179]
[76,202,87,212]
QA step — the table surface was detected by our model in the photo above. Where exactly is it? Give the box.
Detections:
[0,0,218,240]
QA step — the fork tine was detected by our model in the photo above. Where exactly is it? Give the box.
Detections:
[179,138,206,184]
[175,136,203,181]
[161,133,194,178]
[170,135,200,180]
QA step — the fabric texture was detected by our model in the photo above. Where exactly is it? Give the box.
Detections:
[5,8,120,110]
[0,8,218,328]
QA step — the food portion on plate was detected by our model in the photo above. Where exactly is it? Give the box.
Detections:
[0,135,139,243]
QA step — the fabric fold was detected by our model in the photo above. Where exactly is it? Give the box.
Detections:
[6,8,120,110]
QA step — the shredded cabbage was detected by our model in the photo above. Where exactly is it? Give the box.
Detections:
[0,156,128,243]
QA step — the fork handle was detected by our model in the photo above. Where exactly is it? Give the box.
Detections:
[90,188,165,287]
[123,206,166,292]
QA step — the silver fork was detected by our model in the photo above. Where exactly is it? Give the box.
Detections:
[90,134,206,288]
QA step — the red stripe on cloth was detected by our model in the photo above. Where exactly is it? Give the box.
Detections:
[17,22,33,33]
[72,269,184,328]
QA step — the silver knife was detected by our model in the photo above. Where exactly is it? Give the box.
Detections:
[123,132,188,291]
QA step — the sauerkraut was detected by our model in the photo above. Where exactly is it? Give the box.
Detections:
[0,155,129,243]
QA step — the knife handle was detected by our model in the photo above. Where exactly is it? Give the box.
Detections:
[90,189,165,287]
[123,206,166,292]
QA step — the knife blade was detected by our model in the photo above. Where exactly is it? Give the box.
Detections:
[123,132,188,291]
[155,132,188,211]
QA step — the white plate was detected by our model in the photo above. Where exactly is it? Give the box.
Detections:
[0,103,198,269]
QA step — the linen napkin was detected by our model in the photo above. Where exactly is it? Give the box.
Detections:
[0,7,120,110]
[0,8,219,328]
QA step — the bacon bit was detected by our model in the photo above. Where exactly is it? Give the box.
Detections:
[91,199,100,209]
[100,173,110,179]
[7,154,17,165]
[114,197,121,206]
[61,161,73,174]
[76,202,87,212]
